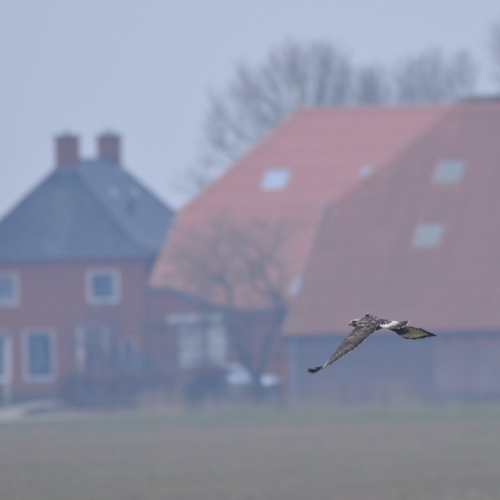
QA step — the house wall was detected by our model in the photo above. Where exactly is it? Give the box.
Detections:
[433,332,500,399]
[145,289,211,379]
[288,332,500,403]
[0,259,152,400]
[147,290,288,387]
[288,334,436,404]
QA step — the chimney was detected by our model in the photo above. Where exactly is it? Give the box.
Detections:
[97,132,121,164]
[55,134,79,167]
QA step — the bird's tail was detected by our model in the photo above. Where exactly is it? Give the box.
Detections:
[307,366,323,374]
[393,326,436,339]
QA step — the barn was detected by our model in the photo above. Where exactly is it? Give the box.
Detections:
[283,99,500,403]
[149,104,447,387]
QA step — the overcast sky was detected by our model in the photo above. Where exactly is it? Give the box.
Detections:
[1,0,499,218]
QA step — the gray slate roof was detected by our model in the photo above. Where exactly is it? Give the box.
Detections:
[0,159,174,262]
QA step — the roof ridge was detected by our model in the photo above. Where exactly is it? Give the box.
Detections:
[323,103,456,219]
[0,169,55,223]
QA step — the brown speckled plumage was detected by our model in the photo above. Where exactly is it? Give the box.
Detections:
[307,314,435,373]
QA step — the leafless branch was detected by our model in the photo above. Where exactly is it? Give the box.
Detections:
[394,48,477,103]
[181,42,479,198]
[490,18,500,85]
[355,65,392,104]
[171,216,293,388]
[184,40,353,191]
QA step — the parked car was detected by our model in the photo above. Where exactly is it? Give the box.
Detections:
[225,363,282,388]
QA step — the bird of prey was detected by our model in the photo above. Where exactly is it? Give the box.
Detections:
[307,314,436,373]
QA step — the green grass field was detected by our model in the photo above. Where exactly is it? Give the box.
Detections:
[1,403,500,500]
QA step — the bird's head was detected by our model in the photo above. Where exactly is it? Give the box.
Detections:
[349,318,359,327]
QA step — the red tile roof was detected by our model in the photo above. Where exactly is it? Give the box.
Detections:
[151,104,448,307]
[282,99,500,335]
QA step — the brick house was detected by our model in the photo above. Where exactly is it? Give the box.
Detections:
[0,133,173,401]
[149,105,447,387]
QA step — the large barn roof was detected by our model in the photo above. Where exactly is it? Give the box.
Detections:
[150,104,447,306]
[0,137,173,263]
[282,99,500,336]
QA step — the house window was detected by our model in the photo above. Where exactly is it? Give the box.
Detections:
[0,272,19,307]
[206,319,227,365]
[0,336,4,378]
[24,331,56,382]
[86,270,120,305]
[75,324,111,375]
[433,160,465,184]
[260,168,291,191]
[412,223,444,248]
[121,337,140,371]
[168,313,227,369]
[0,333,10,382]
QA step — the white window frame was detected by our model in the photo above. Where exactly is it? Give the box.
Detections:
[0,272,20,308]
[168,313,227,369]
[23,329,57,383]
[85,269,121,305]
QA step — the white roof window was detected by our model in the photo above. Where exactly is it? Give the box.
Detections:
[260,168,291,191]
[433,160,465,184]
[358,164,375,178]
[289,275,303,297]
[412,223,444,248]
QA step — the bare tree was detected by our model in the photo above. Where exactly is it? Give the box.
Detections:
[181,42,478,196]
[172,216,292,396]
[189,40,353,189]
[490,18,500,85]
[394,48,477,103]
[355,65,392,104]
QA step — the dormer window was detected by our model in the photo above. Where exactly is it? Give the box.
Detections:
[289,275,303,297]
[358,164,375,178]
[0,272,19,307]
[433,160,465,184]
[412,223,444,248]
[260,168,291,191]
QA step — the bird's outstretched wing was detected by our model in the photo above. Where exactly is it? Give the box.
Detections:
[391,325,436,339]
[307,320,378,373]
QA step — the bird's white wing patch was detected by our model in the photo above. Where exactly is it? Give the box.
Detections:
[380,320,406,329]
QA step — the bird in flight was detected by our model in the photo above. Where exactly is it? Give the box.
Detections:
[307,314,436,373]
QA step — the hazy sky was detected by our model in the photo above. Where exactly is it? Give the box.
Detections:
[1,1,499,217]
